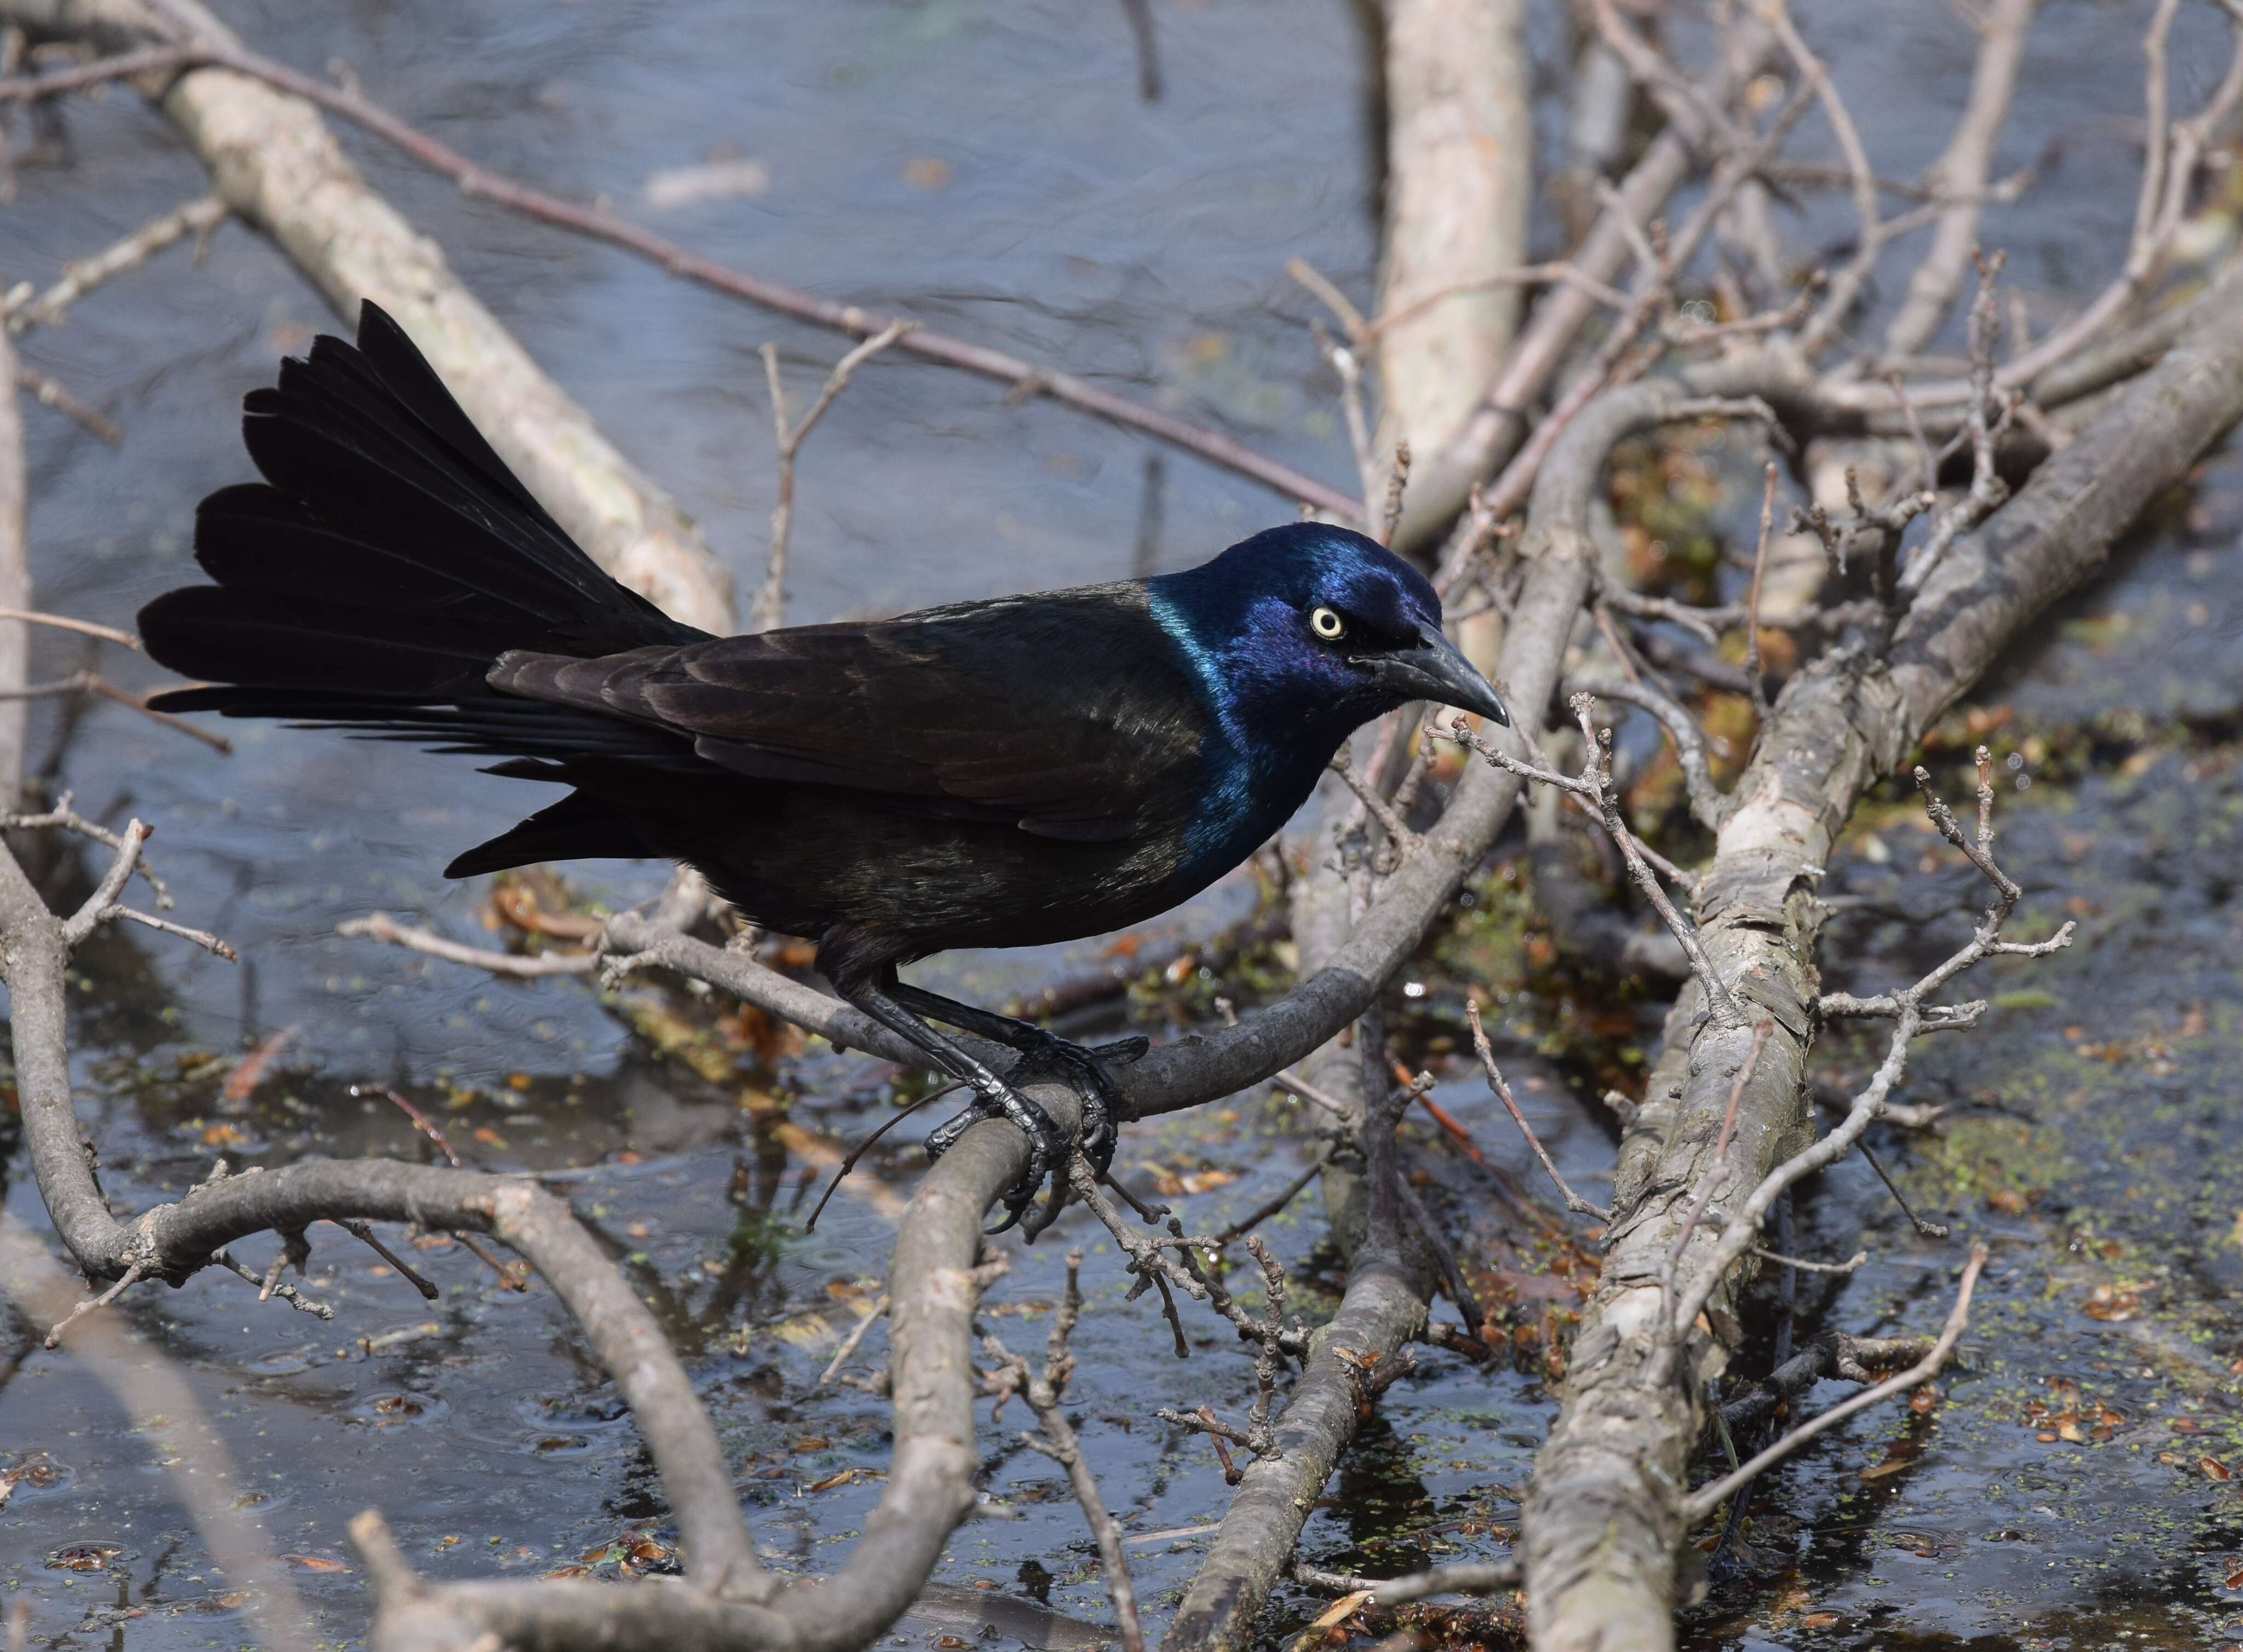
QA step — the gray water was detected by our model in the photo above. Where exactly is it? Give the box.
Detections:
[2,2,2241,1649]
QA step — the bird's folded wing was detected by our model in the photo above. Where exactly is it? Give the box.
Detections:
[488,590,1207,843]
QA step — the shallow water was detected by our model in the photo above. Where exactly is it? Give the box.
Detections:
[0,2,2240,1649]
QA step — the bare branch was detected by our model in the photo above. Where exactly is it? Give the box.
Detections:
[0,43,192,102]
[339,910,597,976]
[1566,671,1727,833]
[1903,252,2014,595]
[815,1292,888,1390]
[1,791,170,906]
[5,193,226,335]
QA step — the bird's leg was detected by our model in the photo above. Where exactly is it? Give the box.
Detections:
[836,976,1068,1232]
[887,982,1145,1177]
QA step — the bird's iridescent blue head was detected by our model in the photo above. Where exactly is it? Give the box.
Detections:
[1147,523,1509,750]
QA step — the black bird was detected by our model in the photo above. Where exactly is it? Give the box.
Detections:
[137,303,1509,1224]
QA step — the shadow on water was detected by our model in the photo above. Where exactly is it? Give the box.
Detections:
[0,2,2240,1648]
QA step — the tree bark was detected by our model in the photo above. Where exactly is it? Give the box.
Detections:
[1372,0,1531,474]
[0,324,25,805]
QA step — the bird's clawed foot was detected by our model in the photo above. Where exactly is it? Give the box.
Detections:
[923,1032,1148,1235]
[1010,1029,1146,1177]
[923,1073,1070,1232]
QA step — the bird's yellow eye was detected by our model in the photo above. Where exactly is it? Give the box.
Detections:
[1309,605,1346,641]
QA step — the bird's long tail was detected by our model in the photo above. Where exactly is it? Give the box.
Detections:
[137,300,707,759]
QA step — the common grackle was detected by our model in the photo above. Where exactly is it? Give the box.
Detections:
[138,303,1509,1226]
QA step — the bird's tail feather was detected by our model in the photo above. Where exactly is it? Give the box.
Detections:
[442,782,655,878]
[139,301,706,734]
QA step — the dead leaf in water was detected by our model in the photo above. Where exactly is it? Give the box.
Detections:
[222,1024,297,1102]
[2081,1282,2146,1321]
[47,1544,120,1571]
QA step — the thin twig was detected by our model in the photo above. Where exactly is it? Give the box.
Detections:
[754,321,911,632]
[1749,1245,1866,1276]
[1462,999,1608,1220]
[1683,1244,1987,1522]
[804,1083,963,1233]
[359,1084,464,1167]
[339,911,597,976]
[987,1252,1147,1652]
[1379,440,1411,546]
[1393,1173,1487,1331]
[211,1247,332,1318]
[0,669,231,750]
[0,791,170,906]
[816,1293,889,1389]
[1313,321,1379,511]
[42,1258,144,1348]
[1327,745,1419,858]
[102,902,235,958]
[0,607,139,649]
[1857,1137,1949,1239]
[1284,257,1367,344]
[1295,1557,1520,1605]
[1213,1149,1332,1245]
[1565,672,1727,834]
[12,366,119,444]
[1903,252,2012,595]
[6,194,226,336]
[0,44,191,103]
[332,1218,439,1302]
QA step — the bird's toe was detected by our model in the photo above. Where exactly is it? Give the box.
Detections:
[1090,1033,1150,1066]
[924,1093,1002,1161]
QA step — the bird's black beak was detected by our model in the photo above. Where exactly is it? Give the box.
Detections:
[1371,621,1510,726]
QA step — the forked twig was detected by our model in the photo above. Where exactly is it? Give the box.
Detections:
[755,321,912,631]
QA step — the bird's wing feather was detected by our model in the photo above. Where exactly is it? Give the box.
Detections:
[488,586,1209,841]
